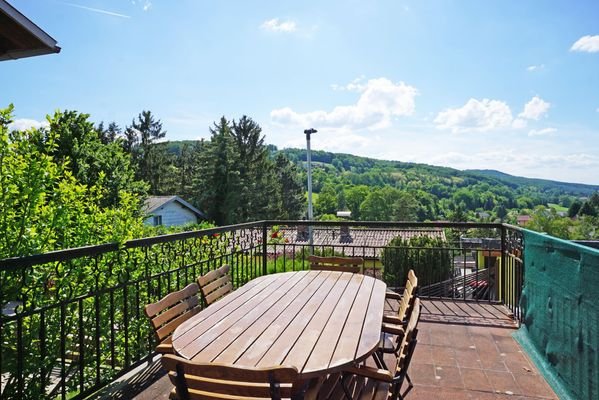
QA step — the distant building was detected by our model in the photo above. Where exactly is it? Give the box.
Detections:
[517,215,532,226]
[143,196,206,227]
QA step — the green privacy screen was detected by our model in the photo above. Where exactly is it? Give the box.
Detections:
[515,230,599,400]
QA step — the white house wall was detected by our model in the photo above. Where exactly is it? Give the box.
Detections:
[144,201,198,226]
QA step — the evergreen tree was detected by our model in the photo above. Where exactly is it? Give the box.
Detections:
[126,110,171,194]
[273,154,305,219]
[193,117,240,225]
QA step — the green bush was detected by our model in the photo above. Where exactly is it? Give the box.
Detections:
[381,235,452,289]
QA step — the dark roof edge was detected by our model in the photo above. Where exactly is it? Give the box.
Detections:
[0,0,60,59]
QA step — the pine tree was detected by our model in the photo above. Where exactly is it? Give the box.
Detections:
[126,111,171,194]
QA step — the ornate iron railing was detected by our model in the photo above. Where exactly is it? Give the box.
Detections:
[0,221,523,399]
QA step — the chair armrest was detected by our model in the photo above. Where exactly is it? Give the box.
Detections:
[344,365,394,382]
[381,322,405,336]
[382,315,404,325]
[385,291,402,300]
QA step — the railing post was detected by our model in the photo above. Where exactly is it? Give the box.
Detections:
[262,223,268,276]
[500,224,506,305]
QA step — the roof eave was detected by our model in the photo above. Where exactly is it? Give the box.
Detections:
[0,0,60,61]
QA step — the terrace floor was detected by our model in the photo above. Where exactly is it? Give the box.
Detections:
[89,299,557,400]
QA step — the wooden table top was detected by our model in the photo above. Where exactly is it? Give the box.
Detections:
[172,270,387,379]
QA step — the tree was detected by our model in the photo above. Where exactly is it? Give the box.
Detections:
[126,110,171,194]
[345,185,369,220]
[273,154,305,219]
[578,201,597,217]
[315,184,338,216]
[568,200,582,218]
[193,117,240,225]
[46,110,146,206]
[0,105,145,258]
[382,236,452,290]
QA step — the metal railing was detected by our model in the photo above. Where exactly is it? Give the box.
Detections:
[0,221,523,399]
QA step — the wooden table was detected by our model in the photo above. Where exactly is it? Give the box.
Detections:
[172,270,386,379]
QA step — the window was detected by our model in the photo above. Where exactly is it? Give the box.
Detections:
[153,215,163,226]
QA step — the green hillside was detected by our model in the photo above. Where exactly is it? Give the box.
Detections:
[466,169,598,196]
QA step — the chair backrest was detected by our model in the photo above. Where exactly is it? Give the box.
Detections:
[391,298,421,398]
[197,264,234,306]
[144,283,200,343]
[308,256,364,274]
[396,270,419,323]
[161,354,302,400]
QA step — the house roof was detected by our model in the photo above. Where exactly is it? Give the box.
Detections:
[276,227,447,258]
[143,196,207,219]
[0,0,60,61]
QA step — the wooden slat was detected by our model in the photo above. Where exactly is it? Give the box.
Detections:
[198,264,234,306]
[156,306,201,341]
[309,256,364,274]
[161,354,298,400]
[232,271,333,367]
[282,273,355,369]
[202,274,231,295]
[197,271,316,362]
[152,296,199,329]
[180,272,302,359]
[356,279,387,358]
[204,281,234,305]
[330,276,376,367]
[255,272,341,368]
[197,264,230,287]
[302,274,365,375]
[173,273,283,349]
[144,283,198,318]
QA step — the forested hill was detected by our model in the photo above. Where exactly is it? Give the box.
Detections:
[278,148,599,196]
[466,169,598,195]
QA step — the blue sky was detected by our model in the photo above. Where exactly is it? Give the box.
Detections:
[3,0,599,184]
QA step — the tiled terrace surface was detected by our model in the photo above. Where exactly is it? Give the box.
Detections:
[89,300,557,400]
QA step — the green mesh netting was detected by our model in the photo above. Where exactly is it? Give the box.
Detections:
[514,230,599,400]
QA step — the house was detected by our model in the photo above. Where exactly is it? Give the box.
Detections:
[517,214,532,226]
[143,196,206,227]
[0,0,61,61]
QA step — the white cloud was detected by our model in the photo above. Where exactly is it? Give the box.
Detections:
[271,78,418,131]
[143,1,152,11]
[519,96,550,120]
[528,127,557,136]
[570,35,599,53]
[434,98,513,133]
[527,64,545,72]
[512,118,528,129]
[431,150,599,170]
[8,118,49,132]
[260,18,297,33]
[331,76,366,92]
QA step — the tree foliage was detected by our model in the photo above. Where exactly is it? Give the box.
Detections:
[381,236,452,289]
[0,105,146,258]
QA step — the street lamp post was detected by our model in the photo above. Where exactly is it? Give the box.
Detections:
[304,128,317,249]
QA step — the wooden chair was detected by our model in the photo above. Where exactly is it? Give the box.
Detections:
[197,264,234,306]
[161,354,311,400]
[341,298,422,400]
[308,256,364,274]
[385,269,418,302]
[144,283,201,354]
[377,270,418,364]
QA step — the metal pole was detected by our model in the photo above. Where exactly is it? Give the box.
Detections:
[304,128,317,252]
